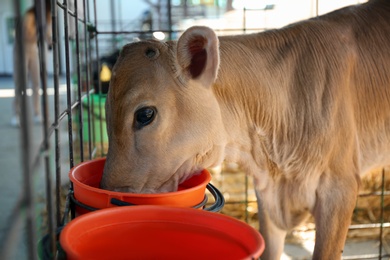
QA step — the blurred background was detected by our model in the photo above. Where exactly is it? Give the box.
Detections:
[0,0,370,77]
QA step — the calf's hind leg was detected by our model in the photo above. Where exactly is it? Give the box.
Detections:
[312,172,359,259]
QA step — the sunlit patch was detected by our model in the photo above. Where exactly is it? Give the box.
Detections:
[153,31,166,41]
[0,84,68,98]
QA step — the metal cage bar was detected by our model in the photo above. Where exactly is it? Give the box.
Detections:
[0,0,99,259]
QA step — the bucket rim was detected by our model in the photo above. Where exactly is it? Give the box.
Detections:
[69,157,212,198]
[60,205,264,260]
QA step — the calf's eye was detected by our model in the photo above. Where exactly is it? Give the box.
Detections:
[134,106,157,129]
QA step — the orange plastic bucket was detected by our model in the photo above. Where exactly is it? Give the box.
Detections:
[69,158,214,215]
[60,206,264,260]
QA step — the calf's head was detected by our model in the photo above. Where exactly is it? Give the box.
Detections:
[101,26,227,193]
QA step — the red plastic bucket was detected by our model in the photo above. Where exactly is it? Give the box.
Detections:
[60,206,265,260]
[69,158,215,215]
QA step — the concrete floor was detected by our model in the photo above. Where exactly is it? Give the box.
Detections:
[0,76,388,259]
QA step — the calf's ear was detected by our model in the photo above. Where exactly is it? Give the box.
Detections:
[176,26,220,88]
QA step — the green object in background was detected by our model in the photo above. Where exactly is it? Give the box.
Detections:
[6,17,15,44]
[80,94,108,143]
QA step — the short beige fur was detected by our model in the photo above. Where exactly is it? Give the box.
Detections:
[102,1,390,259]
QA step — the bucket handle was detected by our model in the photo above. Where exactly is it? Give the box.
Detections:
[203,183,225,212]
[70,192,99,211]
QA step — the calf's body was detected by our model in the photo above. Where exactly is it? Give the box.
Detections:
[102,1,390,259]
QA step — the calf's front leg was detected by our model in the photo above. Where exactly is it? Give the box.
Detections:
[256,190,287,260]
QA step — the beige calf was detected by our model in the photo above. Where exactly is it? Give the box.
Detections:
[12,1,52,126]
[102,0,390,259]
